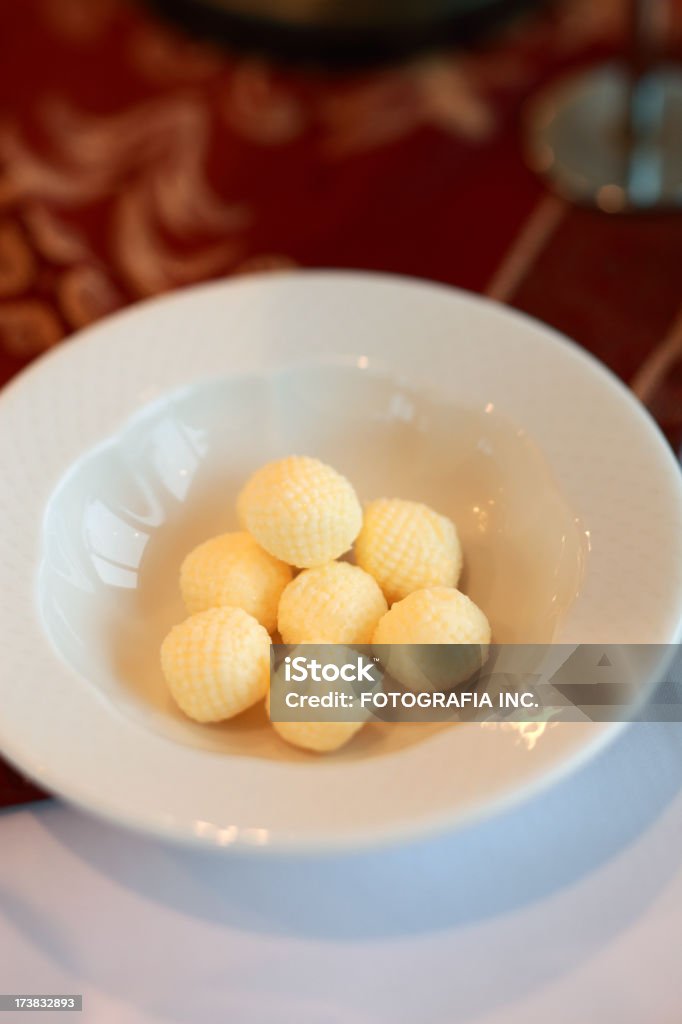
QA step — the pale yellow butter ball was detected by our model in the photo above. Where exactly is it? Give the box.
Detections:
[160,606,271,723]
[355,498,462,605]
[372,587,491,690]
[278,562,388,645]
[180,531,292,633]
[267,642,370,753]
[237,456,362,569]
[267,698,366,753]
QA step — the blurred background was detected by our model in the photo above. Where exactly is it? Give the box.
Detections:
[0,1,681,573]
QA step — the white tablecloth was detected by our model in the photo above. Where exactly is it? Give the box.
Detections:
[2,718,682,1023]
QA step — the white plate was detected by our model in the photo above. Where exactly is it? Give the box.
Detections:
[1,271,681,852]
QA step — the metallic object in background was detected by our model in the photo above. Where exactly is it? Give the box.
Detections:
[146,0,545,64]
[524,0,682,212]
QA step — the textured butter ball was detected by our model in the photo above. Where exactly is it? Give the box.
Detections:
[266,691,366,753]
[278,562,388,645]
[237,456,362,568]
[372,587,491,690]
[355,498,462,605]
[267,643,371,753]
[160,607,271,722]
[180,531,292,633]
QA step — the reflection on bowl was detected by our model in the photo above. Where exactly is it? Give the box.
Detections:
[39,363,585,759]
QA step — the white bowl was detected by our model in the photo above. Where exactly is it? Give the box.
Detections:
[1,271,681,851]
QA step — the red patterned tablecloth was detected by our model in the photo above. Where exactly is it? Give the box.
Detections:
[1,0,682,808]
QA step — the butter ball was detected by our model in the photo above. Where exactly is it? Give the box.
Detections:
[267,692,366,754]
[180,531,292,633]
[278,562,387,645]
[161,607,270,722]
[268,642,373,753]
[237,456,362,569]
[372,587,491,690]
[355,498,462,605]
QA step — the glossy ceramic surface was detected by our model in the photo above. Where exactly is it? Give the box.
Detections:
[39,365,583,756]
[0,272,681,850]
